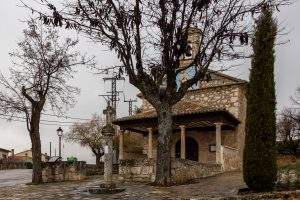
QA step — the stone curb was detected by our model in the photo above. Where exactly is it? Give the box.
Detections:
[186,190,300,200]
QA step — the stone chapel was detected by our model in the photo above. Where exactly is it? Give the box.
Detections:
[113,28,247,183]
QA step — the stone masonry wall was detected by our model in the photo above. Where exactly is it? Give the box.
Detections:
[222,146,240,171]
[119,158,222,184]
[42,161,86,183]
[142,84,243,119]
[85,163,119,176]
[119,158,155,182]
[236,86,247,165]
[171,159,222,184]
[184,84,241,118]
[0,160,31,170]
[123,131,146,160]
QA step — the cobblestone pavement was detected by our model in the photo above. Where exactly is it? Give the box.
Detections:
[0,171,245,200]
[0,169,32,187]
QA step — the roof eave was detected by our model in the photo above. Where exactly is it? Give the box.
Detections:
[113,109,240,126]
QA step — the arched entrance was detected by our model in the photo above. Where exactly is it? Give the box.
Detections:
[175,137,199,161]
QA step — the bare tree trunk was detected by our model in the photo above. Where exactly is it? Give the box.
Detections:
[154,104,173,186]
[30,111,43,184]
[96,154,102,168]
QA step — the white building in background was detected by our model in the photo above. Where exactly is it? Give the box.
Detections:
[0,148,10,159]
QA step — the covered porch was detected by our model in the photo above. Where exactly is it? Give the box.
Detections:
[114,107,240,167]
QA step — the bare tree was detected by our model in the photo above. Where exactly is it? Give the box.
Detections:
[22,0,288,185]
[291,86,300,107]
[66,114,105,167]
[289,86,300,126]
[277,87,300,155]
[0,20,92,183]
[277,108,300,155]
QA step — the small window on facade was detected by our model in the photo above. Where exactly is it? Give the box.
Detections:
[209,144,216,152]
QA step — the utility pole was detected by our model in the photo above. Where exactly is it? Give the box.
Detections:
[100,74,125,119]
[124,95,137,116]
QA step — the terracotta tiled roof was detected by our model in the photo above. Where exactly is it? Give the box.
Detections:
[14,149,48,157]
[207,69,247,84]
[114,101,235,123]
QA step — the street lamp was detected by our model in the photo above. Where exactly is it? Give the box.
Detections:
[56,127,63,159]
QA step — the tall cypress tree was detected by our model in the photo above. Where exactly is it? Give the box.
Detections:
[243,9,278,191]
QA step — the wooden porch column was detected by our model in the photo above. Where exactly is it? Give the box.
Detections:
[179,125,186,159]
[215,123,222,164]
[147,128,153,159]
[119,129,124,160]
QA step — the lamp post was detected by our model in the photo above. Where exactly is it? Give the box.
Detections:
[56,127,63,159]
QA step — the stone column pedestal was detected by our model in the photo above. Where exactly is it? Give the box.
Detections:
[215,123,223,165]
[104,135,113,184]
[147,128,153,159]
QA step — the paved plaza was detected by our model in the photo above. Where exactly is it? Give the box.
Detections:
[0,169,32,187]
[0,171,245,200]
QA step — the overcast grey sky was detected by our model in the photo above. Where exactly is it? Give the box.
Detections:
[0,1,299,163]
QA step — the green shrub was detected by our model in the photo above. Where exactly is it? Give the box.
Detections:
[67,156,78,165]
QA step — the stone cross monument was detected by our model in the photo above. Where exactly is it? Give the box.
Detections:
[102,103,116,185]
[88,104,125,194]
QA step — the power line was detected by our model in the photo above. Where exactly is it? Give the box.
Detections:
[41,113,93,121]
[0,117,70,126]
[0,112,96,122]
[0,113,84,124]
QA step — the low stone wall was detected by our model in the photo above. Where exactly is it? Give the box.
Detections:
[119,158,222,184]
[42,161,86,183]
[119,158,155,182]
[0,160,32,170]
[222,146,241,171]
[171,159,222,184]
[86,163,119,176]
